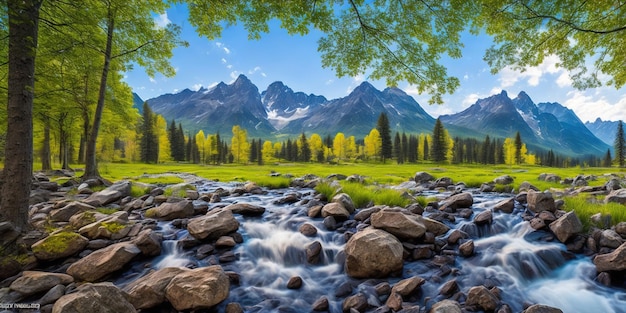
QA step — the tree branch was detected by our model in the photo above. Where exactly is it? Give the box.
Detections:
[515,1,626,34]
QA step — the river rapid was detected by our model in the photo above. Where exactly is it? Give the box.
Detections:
[116,180,626,313]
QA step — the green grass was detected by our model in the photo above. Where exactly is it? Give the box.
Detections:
[562,194,626,231]
[316,181,409,208]
[253,176,292,189]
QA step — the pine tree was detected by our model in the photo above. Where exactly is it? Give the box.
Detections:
[615,121,625,168]
[249,138,258,163]
[423,136,429,161]
[431,118,448,162]
[401,133,408,162]
[603,149,612,167]
[140,102,158,163]
[376,113,392,163]
[394,132,403,164]
[514,131,523,165]
[299,132,311,162]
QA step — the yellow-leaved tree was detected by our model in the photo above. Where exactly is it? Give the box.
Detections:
[364,128,382,161]
[231,125,250,164]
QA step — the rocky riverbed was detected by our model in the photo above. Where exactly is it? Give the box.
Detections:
[1,171,626,313]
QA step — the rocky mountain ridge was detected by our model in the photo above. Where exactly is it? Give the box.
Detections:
[138,75,611,157]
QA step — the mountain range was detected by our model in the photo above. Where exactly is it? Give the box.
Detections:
[136,74,616,158]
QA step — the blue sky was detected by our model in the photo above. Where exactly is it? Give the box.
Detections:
[126,5,626,123]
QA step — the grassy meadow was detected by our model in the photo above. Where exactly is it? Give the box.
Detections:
[42,161,626,227]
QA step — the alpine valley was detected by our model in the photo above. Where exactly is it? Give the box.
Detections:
[136,74,613,158]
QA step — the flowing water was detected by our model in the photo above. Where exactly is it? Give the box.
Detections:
[118,181,626,312]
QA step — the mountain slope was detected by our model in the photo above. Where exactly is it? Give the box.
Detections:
[585,118,620,146]
[440,91,609,156]
[141,77,609,157]
[147,75,275,138]
[280,82,436,138]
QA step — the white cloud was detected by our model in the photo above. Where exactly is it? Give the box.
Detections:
[325,79,334,85]
[154,13,171,28]
[215,42,231,54]
[248,66,262,75]
[229,71,240,80]
[463,74,469,80]
[191,83,203,91]
[462,93,481,106]
[247,66,267,77]
[346,74,366,94]
[149,77,157,84]
[226,64,233,69]
[490,87,502,95]
[564,91,626,123]
[556,72,572,88]
[221,58,227,64]
[497,54,568,89]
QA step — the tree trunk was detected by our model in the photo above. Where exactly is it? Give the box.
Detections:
[83,8,114,180]
[41,115,51,171]
[1,0,42,234]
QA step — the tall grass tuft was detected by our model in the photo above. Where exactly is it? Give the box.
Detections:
[338,182,373,208]
[315,182,337,201]
[253,176,291,189]
[562,194,626,231]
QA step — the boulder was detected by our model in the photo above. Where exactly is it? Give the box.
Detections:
[165,265,230,311]
[124,267,188,309]
[224,203,266,216]
[67,242,141,282]
[312,296,330,311]
[299,223,318,237]
[493,175,514,185]
[493,198,515,214]
[615,222,626,238]
[527,190,555,213]
[539,173,561,182]
[414,172,435,184]
[131,229,162,256]
[439,192,473,212]
[52,282,135,313]
[69,211,109,229]
[31,231,89,261]
[599,229,624,249]
[332,193,356,213]
[306,241,323,264]
[342,293,368,313]
[474,210,493,225]
[605,189,626,205]
[9,271,73,297]
[344,228,403,278]
[145,200,194,220]
[429,300,462,313]
[50,201,96,222]
[459,240,475,257]
[391,276,425,297]
[466,285,499,311]
[187,209,240,241]
[287,276,303,289]
[435,177,454,188]
[594,242,626,272]
[321,202,351,220]
[371,209,426,240]
[518,181,540,192]
[549,211,583,243]
[78,211,132,240]
[82,180,131,207]
[524,304,564,313]
[412,215,450,236]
